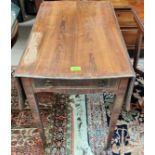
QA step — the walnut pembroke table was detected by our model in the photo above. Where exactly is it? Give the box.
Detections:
[15,1,135,149]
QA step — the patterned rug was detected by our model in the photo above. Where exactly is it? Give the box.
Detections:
[11,70,144,155]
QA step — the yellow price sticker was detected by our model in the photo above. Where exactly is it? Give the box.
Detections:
[70,66,81,71]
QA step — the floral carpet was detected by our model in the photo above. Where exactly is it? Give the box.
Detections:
[11,71,144,155]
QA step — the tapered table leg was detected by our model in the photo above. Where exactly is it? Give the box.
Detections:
[105,79,128,150]
[21,77,46,147]
[133,30,143,70]
[15,77,26,110]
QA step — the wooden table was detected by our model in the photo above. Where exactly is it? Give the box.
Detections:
[15,1,135,149]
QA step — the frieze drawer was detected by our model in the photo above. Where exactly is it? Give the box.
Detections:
[33,78,119,89]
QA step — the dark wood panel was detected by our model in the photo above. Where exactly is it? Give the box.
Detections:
[115,10,137,28]
[121,28,144,49]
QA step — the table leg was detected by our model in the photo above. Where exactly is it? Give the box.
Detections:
[15,77,26,110]
[124,77,135,111]
[105,79,128,150]
[21,77,46,147]
[133,30,143,69]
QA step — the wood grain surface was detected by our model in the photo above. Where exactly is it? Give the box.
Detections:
[15,1,135,79]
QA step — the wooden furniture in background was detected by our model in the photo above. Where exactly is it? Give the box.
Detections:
[35,0,43,12]
[132,2,144,74]
[113,0,144,51]
[132,1,144,31]
[115,8,142,50]
[15,1,135,149]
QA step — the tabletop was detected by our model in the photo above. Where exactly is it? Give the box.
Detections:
[15,1,135,79]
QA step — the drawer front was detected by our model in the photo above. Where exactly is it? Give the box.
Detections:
[115,10,137,27]
[121,28,144,49]
[122,28,138,48]
[33,79,119,89]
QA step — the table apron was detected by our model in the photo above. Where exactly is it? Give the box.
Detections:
[33,86,118,94]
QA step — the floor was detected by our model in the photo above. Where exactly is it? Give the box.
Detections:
[11,75,144,155]
[11,18,35,66]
